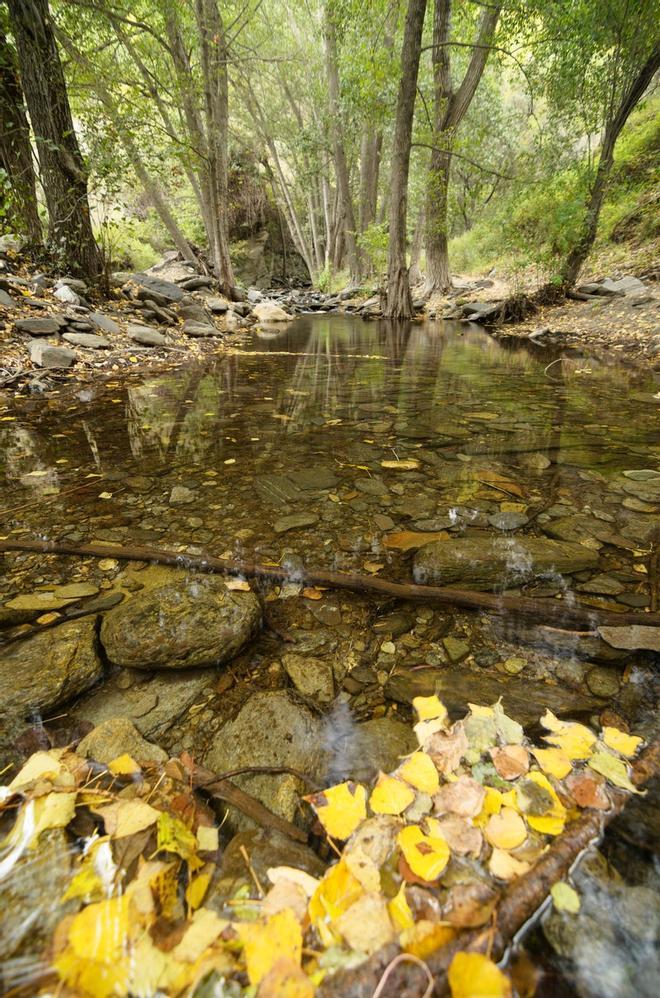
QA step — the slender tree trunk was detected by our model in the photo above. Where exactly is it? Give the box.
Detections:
[7,0,100,277]
[194,0,234,292]
[560,46,660,287]
[358,128,381,233]
[323,3,362,284]
[408,204,426,285]
[424,0,501,295]
[0,26,42,244]
[385,0,428,319]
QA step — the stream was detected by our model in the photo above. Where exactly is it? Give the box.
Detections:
[1,314,659,994]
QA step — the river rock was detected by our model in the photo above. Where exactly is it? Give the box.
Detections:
[182,320,220,337]
[29,341,76,368]
[62,332,111,349]
[88,312,120,334]
[127,324,166,346]
[100,576,261,669]
[253,301,291,322]
[77,717,167,765]
[0,618,103,750]
[14,316,61,335]
[326,717,417,784]
[203,690,326,831]
[413,536,598,590]
[274,512,320,533]
[128,272,184,304]
[488,511,529,531]
[207,298,228,313]
[598,625,660,652]
[283,653,335,703]
[169,484,195,504]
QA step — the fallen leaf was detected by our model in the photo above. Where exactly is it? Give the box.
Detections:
[544,722,596,760]
[304,782,367,839]
[239,908,302,986]
[157,811,198,860]
[108,754,141,776]
[484,807,527,850]
[426,722,468,776]
[448,951,512,998]
[257,957,315,997]
[308,859,363,946]
[426,815,482,857]
[197,825,219,852]
[267,866,320,898]
[335,892,395,954]
[388,882,415,932]
[493,702,524,745]
[185,872,211,910]
[262,879,308,923]
[522,772,566,835]
[602,726,643,758]
[531,747,572,780]
[400,920,456,959]
[96,799,160,838]
[370,773,416,815]
[398,752,440,794]
[413,695,448,723]
[384,530,448,551]
[343,815,399,890]
[397,825,450,882]
[381,459,421,470]
[490,745,529,780]
[551,881,581,914]
[434,775,486,819]
[9,750,64,790]
[588,751,640,793]
[488,847,532,881]
[302,587,323,600]
[225,578,251,591]
[565,771,610,810]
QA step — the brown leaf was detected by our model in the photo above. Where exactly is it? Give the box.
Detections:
[443,881,500,928]
[565,771,611,810]
[426,722,469,776]
[384,530,449,551]
[490,745,530,780]
[429,814,483,857]
[433,775,485,819]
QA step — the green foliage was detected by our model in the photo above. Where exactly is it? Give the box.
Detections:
[357,223,388,276]
[95,214,162,271]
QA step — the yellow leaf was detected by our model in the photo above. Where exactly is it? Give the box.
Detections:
[30,791,77,846]
[97,798,160,837]
[304,781,367,840]
[257,957,315,997]
[400,920,456,959]
[544,722,596,760]
[69,895,130,962]
[468,703,495,719]
[398,752,440,794]
[9,750,64,790]
[524,772,567,835]
[551,882,581,913]
[484,807,527,850]
[239,908,302,986]
[539,708,565,732]
[414,716,449,746]
[370,773,416,815]
[412,694,448,723]
[335,892,395,955]
[308,859,363,946]
[173,907,227,962]
[602,727,643,758]
[488,847,532,881]
[474,787,517,828]
[588,751,639,793]
[108,753,141,776]
[448,952,512,998]
[397,825,450,881]
[531,747,573,780]
[267,866,320,897]
[157,811,198,859]
[186,872,211,909]
[388,883,415,932]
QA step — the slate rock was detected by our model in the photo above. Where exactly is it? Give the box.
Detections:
[62,332,111,349]
[54,284,81,305]
[100,576,261,669]
[598,625,660,652]
[414,536,598,590]
[128,272,184,304]
[488,511,529,531]
[207,298,229,313]
[77,717,167,765]
[29,341,76,368]
[127,324,167,346]
[182,320,220,337]
[169,485,195,505]
[274,512,320,533]
[326,717,418,784]
[0,288,16,307]
[15,316,60,335]
[88,312,120,334]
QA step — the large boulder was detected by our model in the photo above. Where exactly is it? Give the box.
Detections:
[203,690,326,832]
[0,618,103,753]
[413,536,598,591]
[99,576,261,669]
[253,301,292,323]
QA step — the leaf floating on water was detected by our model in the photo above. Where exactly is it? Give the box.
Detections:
[308,859,363,946]
[544,722,596,760]
[588,751,640,793]
[388,882,415,932]
[602,726,643,758]
[551,881,581,913]
[491,745,530,780]
[523,773,566,836]
[370,773,416,815]
[426,722,469,776]
[239,908,302,986]
[427,815,482,857]
[565,771,610,810]
[489,847,532,881]
[380,459,421,471]
[397,824,450,882]
[484,807,527,850]
[398,751,440,794]
[531,747,572,780]
[304,781,367,839]
[335,892,396,954]
[433,775,486,819]
[413,694,448,724]
[448,952,512,998]
[383,529,448,551]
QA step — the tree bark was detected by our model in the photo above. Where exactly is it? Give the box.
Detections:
[385,0,428,319]
[560,45,660,287]
[358,128,381,233]
[323,3,362,285]
[0,24,42,245]
[424,1,501,295]
[408,203,426,285]
[7,0,100,278]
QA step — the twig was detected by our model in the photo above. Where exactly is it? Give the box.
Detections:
[372,954,433,998]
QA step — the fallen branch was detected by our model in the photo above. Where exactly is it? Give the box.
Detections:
[1,538,658,631]
[317,741,660,997]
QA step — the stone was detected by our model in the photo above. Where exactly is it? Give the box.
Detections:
[0,288,16,307]
[288,466,338,490]
[88,312,120,334]
[274,512,320,533]
[54,582,99,599]
[443,636,470,663]
[503,656,526,675]
[203,691,326,831]
[54,284,81,305]
[4,591,77,611]
[414,536,598,591]
[576,574,625,596]
[622,469,660,482]
[600,275,646,296]
[207,298,228,313]
[182,320,220,337]
[0,619,103,751]
[253,301,291,323]
[128,272,184,304]
[77,717,167,765]
[586,667,620,698]
[356,477,389,496]
[127,324,167,346]
[169,485,195,505]
[326,717,418,783]
[282,652,335,703]
[598,625,660,652]
[14,316,60,335]
[488,511,529,531]
[62,332,111,349]
[29,341,76,368]
[99,576,261,670]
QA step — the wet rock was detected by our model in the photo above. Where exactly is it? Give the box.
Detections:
[62,332,111,349]
[586,667,621,698]
[77,717,167,765]
[577,574,625,596]
[127,324,167,346]
[282,652,335,703]
[274,512,320,533]
[207,298,228,313]
[253,301,291,322]
[288,466,338,490]
[372,611,415,637]
[598,625,660,652]
[14,316,61,335]
[169,485,195,505]
[542,514,603,543]
[520,452,552,471]
[487,511,529,531]
[443,636,470,663]
[203,690,326,831]
[29,341,76,368]
[1,619,103,750]
[386,667,599,726]
[100,576,261,670]
[328,717,417,783]
[414,536,598,590]
[355,477,389,496]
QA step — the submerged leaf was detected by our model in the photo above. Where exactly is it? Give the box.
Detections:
[602,726,643,758]
[588,751,640,792]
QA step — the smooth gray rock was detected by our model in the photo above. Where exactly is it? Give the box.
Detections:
[77,717,167,765]
[207,298,228,313]
[169,485,195,505]
[62,332,111,349]
[127,323,167,346]
[253,301,291,322]
[29,340,76,368]
[414,536,598,590]
[598,625,660,652]
[88,312,120,334]
[0,289,16,307]
[274,512,320,533]
[488,511,529,531]
[54,284,81,305]
[15,316,60,335]
[182,320,221,337]
[100,576,261,669]
[128,272,184,304]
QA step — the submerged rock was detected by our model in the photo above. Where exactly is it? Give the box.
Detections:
[77,717,168,765]
[282,652,335,704]
[414,536,598,590]
[598,625,660,652]
[99,576,261,669]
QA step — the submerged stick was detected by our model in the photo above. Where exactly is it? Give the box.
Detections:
[1,537,658,631]
[316,741,660,997]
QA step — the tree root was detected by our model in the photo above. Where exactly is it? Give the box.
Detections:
[1,537,658,631]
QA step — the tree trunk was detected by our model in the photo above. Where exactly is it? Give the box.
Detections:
[323,3,362,284]
[385,0,428,319]
[560,46,660,287]
[424,0,501,295]
[194,0,234,293]
[358,128,381,233]
[408,204,426,286]
[0,25,42,245]
[7,0,100,278]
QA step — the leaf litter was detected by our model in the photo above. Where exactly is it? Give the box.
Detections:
[0,700,645,996]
